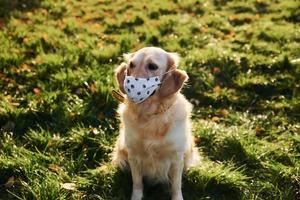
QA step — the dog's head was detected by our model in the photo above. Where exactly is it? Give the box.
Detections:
[115,47,188,102]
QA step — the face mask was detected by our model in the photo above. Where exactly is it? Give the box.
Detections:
[123,70,174,103]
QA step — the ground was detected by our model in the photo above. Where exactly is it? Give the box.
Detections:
[0,0,299,199]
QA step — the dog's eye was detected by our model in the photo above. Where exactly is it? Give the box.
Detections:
[129,62,135,69]
[148,63,158,71]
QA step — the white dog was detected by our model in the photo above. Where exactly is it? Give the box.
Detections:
[112,47,199,200]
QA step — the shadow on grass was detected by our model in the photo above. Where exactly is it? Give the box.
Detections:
[80,166,245,200]
[183,175,243,200]
[79,167,132,200]
[184,55,300,121]
[0,90,118,136]
[0,0,42,18]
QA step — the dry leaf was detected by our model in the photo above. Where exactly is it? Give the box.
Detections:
[229,15,237,21]
[218,109,229,117]
[5,176,15,188]
[255,127,264,136]
[213,85,222,93]
[97,42,104,48]
[77,41,85,49]
[0,18,5,29]
[91,23,101,29]
[42,34,49,42]
[212,116,220,123]
[33,88,42,96]
[98,165,109,173]
[48,164,61,173]
[60,183,76,191]
[12,19,22,26]
[40,9,48,15]
[31,56,43,65]
[89,83,97,93]
[194,137,201,146]
[20,63,32,73]
[91,127,99,135]
[213,67,221,74]
[201,27,209,33]
[224,30,236,39]
[0,71,5,79]
[26,12,33,17]
[23,37,30,44]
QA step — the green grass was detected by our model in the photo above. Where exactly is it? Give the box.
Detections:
[0,0,299,199]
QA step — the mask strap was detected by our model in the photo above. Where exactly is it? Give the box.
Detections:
[162,69,175,76]
[160,69,175,83]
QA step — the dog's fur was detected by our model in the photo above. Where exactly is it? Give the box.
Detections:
[112,47,199,200]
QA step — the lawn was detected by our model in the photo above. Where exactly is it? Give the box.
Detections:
[0,0,299,199]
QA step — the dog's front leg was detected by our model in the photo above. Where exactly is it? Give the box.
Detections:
[170,155,184,200]
[128,157,143,200]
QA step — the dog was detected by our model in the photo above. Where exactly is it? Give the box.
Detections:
[112,47,199,200]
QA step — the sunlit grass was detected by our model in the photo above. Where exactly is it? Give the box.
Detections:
[0,0,299,199]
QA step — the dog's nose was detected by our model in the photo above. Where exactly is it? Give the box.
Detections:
[130,69,148,78]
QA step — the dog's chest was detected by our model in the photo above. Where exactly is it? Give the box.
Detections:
[128,123,187,160]
[150,140,175,158]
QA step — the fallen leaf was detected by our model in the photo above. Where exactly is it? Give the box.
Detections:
[12,19,22,26]
[255,126,264,136]
[0,71,5,79]
[4,95,12,102]
[77,41,85,49]
[0,18,5,29]
[229,15,237,21]
[91,23,101,29]
[224,30,236,39]
[5,176,15,188]
[98,165,110,174]
[20,63,32,73]
[194,137,201,146]
[42,34,49,42]
[213,85,222,93]
[23,37,30,44]
[91,127,99,135]
[48,164,61,173]
[31,56,43,65]
[60,183,76,191]
[40,8,48,15]
[97,42,104,48]
[231,96,239,101]
[33,88,42,96]
[218,109,229,117]
[201,27,209,33]
[26,12,33,17]
[212,116,220,123]
[213,67,221,74]
[89,83,97,93]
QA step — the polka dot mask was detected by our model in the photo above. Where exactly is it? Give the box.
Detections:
[123,70,173,103]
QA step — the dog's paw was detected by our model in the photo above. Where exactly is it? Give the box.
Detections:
[172,192,184,200]
[131,188,143,200]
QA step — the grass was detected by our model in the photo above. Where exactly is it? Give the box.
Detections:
[0,0,299,199]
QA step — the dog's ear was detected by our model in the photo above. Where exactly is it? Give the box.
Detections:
[167,52,180,70]
[123,52,134,62]
[115,62,127,94]
[158,69,188,98]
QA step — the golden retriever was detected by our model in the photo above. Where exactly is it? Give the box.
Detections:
[112,47,199,200]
